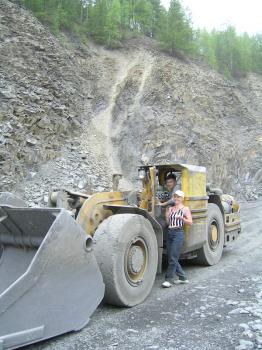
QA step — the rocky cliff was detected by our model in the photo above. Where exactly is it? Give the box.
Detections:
[0,0,261,205]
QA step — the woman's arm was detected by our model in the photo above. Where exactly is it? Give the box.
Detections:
[158,198,175,207]
[183,207,193,226]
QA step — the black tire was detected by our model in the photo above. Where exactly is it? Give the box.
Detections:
[196,203,224,266]
[93,214,158,307]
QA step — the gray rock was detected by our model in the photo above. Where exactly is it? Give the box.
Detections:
[26,138,38,146]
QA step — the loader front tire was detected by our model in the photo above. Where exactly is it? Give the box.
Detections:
[196,203,224,266]
[93,214,158,307]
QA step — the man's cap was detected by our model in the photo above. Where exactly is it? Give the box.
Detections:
[174,190,185,198]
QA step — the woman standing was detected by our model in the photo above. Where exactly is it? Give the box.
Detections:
[162,190,193,288]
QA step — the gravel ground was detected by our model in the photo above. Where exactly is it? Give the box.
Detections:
[25,199,262,350]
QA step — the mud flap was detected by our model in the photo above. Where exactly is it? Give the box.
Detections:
[0,205,105,350]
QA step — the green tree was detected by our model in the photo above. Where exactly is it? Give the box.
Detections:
[149,0,162,37]
[156,0,194,56]
[195,29,217,69]
[134,0,153,35]
[20,0,262,74]
[119,0,131,37]
[251,34,262,73]
[235,33,253,74]
[105,0,122,46]
[91,0,108,42]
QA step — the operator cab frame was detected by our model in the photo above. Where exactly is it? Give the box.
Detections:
[138,163,208,214]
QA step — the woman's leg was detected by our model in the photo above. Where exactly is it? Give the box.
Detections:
[176,261,186,279]
[165,231,176,281]
[165,229,187,282]
[174,232,187,279]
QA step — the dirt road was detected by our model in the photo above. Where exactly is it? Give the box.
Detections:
[27,200,262,350]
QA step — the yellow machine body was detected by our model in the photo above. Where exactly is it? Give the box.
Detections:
[62,163,240,256]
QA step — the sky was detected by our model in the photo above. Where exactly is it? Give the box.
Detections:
[161,0,262,35]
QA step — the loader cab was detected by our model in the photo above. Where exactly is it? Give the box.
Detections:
[138,165,182,215]
[138,163,207,213]
[138,164,209,254]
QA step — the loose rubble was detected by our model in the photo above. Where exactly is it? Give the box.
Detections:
[235,276,262,350]
[1,0,262,203]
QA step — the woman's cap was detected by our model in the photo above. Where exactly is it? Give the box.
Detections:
[174,190,185,198]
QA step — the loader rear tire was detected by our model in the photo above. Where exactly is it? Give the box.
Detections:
[93,214,158,307]
[196,203,224,266]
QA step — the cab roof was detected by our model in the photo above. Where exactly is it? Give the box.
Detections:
[139,163,206,173]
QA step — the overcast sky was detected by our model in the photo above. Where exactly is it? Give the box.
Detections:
[161,0,262,35]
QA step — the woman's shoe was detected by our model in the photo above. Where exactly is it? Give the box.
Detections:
[162,281,172,288]
[174,277,189,284]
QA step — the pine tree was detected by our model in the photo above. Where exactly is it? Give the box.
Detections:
[195,29,217,69]
[149,0,162,37]
[156,0,194,56]
[251,34,262,73]
[91,0,108,43]
[21,0,262,75]
[105,0,122,47]
[119,0,131,37]
[134,0,153,35]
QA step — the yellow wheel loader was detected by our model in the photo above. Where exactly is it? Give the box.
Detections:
[0,164,241,349]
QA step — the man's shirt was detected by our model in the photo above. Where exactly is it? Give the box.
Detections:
[166,184,180,206]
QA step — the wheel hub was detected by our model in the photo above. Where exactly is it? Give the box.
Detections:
[211,224,218,243]
[128,246,144,274]
[209,221,220,251]
[125,237,148,286]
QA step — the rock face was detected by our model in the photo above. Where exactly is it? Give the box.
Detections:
[0,0,84,188]
[111,52,262,198]
[0,0,114,202]
[0,0,261,204]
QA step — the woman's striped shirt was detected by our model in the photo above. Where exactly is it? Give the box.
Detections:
[168,207,185,228]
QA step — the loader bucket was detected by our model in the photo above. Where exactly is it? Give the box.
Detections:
[0,204,105,350]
